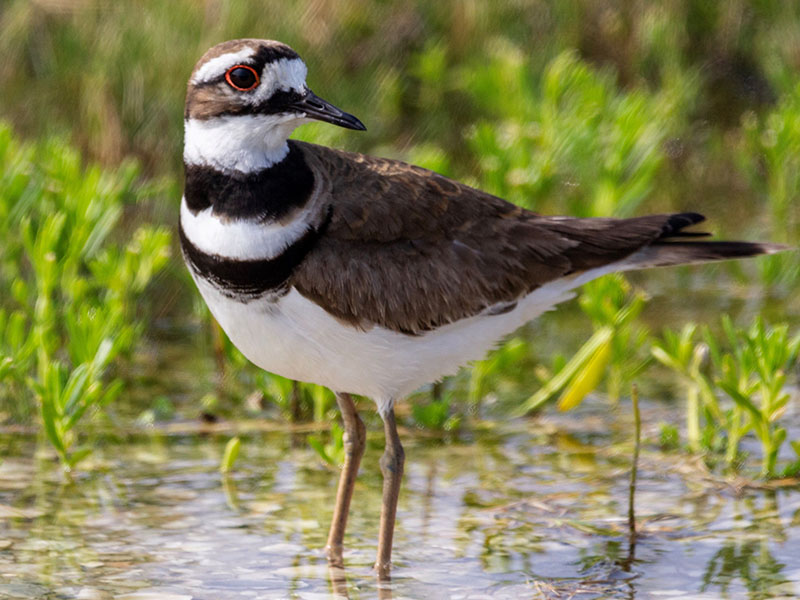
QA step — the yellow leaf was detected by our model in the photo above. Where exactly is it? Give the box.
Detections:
[220,436,241,474]
[557,336,612,411]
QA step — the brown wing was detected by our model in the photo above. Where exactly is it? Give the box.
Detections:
[290,141,702,335]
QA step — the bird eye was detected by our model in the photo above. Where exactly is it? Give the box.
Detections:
[225,65,259,91]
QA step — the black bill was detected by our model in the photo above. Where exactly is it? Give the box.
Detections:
[291,89,366,131]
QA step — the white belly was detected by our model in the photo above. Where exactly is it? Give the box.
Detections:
[191,261,623,415]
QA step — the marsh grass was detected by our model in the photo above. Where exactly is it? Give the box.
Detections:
[516,274,650,414]
[0,124,169,469]
[652,317,800,478]
[307,422,345,467]
[220,435,241,474]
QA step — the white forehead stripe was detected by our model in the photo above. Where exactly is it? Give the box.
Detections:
[192,47,257,84]
[244,58,308,107]
[263,58,307,94]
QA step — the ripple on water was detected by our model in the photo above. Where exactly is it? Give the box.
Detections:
[0,401,799,599]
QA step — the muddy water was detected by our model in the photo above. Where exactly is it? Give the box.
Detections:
[1,400,799,599]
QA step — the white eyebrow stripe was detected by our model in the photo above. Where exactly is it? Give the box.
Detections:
[192,47,257,84]
[265,58,307,92]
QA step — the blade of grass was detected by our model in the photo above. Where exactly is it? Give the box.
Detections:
[220,436,241,474]
[557,335,612,411]
[515,326,613,415]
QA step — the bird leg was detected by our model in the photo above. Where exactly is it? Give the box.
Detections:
[325,392,366,566]
[375,406,405,579]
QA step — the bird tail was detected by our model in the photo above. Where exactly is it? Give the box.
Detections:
[623,212,788,269]
[627,239,787,269]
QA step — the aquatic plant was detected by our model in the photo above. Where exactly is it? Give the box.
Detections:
[740,84,800,243]
[254,371,336,423]
[2,1,795,483]
[0,123,170,470]
[738,84,800,289]
[652,317,800,478]
[651,323,717,455]
[5,0,794,186]
[467,337,529,409]
[516,274,650,414]
[411,389,461,432]
[220,436,242,474]
[712,317,800,478]
[308,421,345,467]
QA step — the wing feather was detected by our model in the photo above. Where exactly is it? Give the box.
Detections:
[290,142,704,334]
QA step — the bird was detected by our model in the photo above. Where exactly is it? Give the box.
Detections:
[179,38,782,577]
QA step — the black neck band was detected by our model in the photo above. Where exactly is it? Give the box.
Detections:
[183,140,314,222]
[179,205,332,301]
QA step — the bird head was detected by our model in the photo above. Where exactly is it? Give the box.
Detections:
[184,39,365,173]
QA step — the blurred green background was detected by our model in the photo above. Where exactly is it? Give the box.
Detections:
[1,0,799,475]
[3,1,800,236]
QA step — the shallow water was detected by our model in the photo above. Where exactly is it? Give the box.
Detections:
[1,399,799,599]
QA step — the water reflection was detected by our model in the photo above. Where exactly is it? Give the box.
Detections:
[0,402,799,599]
[702,537,789,598]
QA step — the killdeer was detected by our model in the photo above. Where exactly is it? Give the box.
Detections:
[180,39,781,576]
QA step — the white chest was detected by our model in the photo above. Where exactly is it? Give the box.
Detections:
[189,260,618,413]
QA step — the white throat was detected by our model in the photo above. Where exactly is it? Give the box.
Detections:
[184,114,305,173]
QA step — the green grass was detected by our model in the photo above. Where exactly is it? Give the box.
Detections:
[0,124,169,470]
[652,317,800,478]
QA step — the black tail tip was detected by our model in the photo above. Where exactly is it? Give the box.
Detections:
[666,212,706,229]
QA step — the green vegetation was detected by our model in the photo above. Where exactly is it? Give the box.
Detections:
[220,436,242,474]
[308,422,345,467]
[0,1,798,480]
[411,389,462,433]
[0,124,169,470]
[516,274,650,414]
[652,317,800,478]
[466,49,694,217]
[254,374,337,424]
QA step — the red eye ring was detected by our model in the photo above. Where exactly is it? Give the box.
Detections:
[225,64,259,91]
